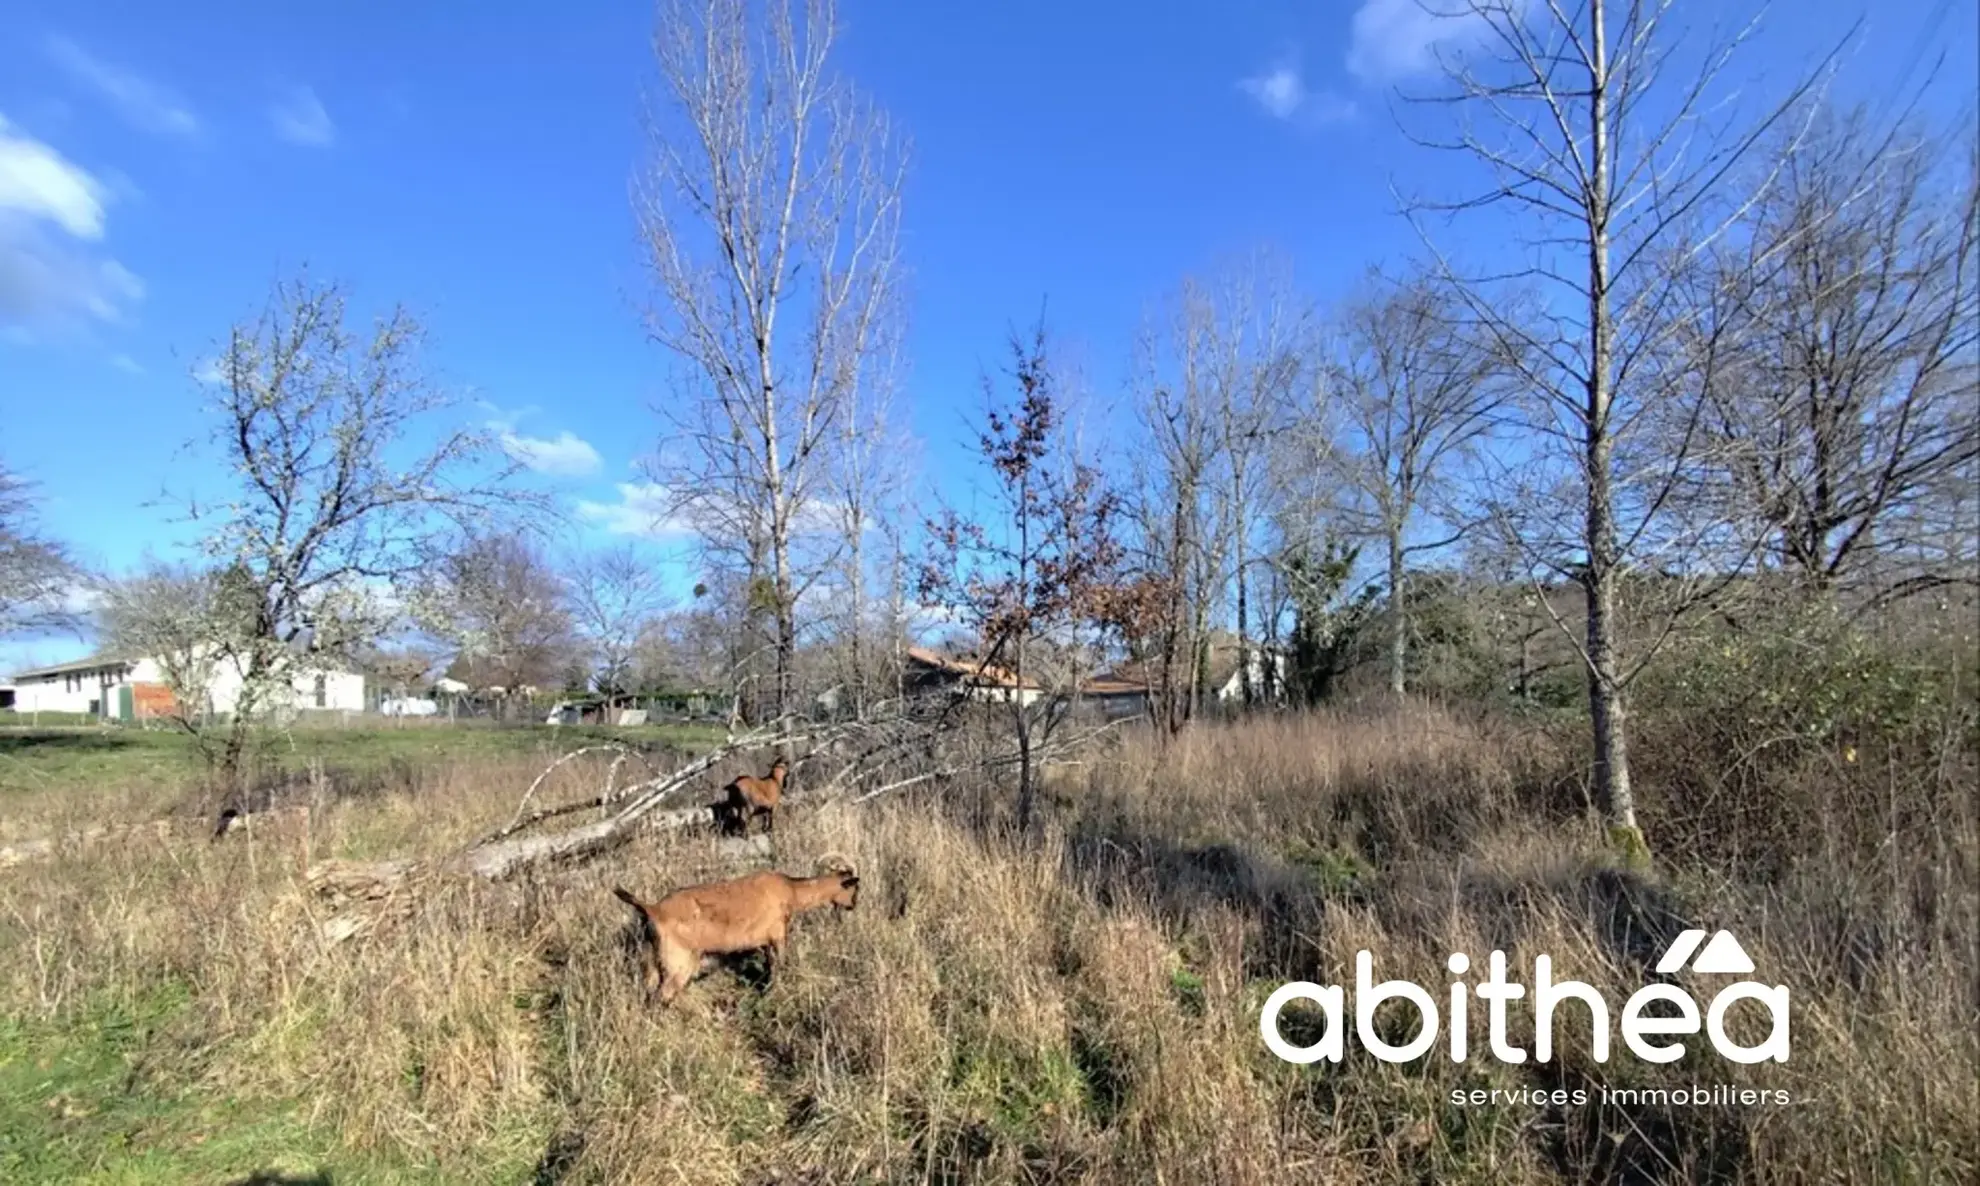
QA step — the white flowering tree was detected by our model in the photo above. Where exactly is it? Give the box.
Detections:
[172,271,534,786]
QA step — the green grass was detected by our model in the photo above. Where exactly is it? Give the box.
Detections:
[0,987,430,1185]
[0,711,101,728]
[0,720,728,795]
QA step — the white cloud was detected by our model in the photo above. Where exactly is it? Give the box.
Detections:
[500,429,603,477]
[192,357,226,385]
[576,480,846,542]
[108,352,142,374]
[1241,65,1305,120]
[483,404,600,477]
[0,114,141,333]
[269,87,335,147]
[42,36,201,139]
[0,231,143,329]
[0,114,106,239]
[61,584,106,617]
[1346,0,1498,84]
[1238,58,1358,126]
[477,400,540,428]
[577,482,695,538]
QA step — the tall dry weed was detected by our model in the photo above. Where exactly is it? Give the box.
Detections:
[0,707,1971,1183]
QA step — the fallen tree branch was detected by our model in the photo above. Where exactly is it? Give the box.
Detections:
[343,711,1124,885]
[851,769,949,803]
[462,718,869,874]
[486,744,652,844]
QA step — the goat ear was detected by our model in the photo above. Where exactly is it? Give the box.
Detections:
[844,875,860,888]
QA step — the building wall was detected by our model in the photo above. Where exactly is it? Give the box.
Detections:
[1213,650,1288,702]
[11,655,364,719]
[12,677,95,714]
[202,656,366,716]
[1088,692,1148,720]
[962,684,1042,707]
[10,664,129,714]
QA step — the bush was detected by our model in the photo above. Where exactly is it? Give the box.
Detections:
[1630,594,1978,881]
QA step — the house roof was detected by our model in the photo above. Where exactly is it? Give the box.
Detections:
[11,645,362,683]
[904,646,1036,690]
[11,654,137,679]
[1081,675,1150,696]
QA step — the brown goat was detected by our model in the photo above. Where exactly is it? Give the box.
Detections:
[611,855,858,1005]
[714,757,789,836]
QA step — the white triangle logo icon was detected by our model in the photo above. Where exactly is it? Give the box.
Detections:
[1655,930,1707,974]
[1690,930,1755,975]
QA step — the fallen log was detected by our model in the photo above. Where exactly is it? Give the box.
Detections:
[461,790,824,880]
[303,710,1073,890]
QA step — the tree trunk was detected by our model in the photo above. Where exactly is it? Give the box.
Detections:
[763,319,792,720]
[1261,563,1281,702]
[1189,603,1210,720]
[888,525,906,704]
[1582,0,1642,855]
[1516,621,1532,701]
[1013,694,1034,834]
[1236,557,1254,707]
[773,553,796,722]
[1014,460,1037,833]
[849,506,866,718]
[215,641,273,796]
[1234,472,1254,707]
[1387,527,1407,698]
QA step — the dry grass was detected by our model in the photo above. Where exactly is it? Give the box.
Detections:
[0,705,1972,1183]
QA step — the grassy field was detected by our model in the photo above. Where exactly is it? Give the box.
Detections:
[0,720,728,797]
[0,704,1971,1184]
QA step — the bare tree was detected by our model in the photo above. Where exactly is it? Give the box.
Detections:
[564,543,673,701]
[1207,256,1306,707]
[0,461,83,639]
[412,532,579,709]
[98,561,252,743]
[1328,268,1506,696]
[1128,281,1225,734]
[646,587,747,694]
[1127,261,1306,729]
[357,644,442,705]
[1704,109,1979,599]
[1399,0,1837,852]
[824,317,914,717]
[919,325,1124,833]
[637,0,906,722]
[178,272,525,779]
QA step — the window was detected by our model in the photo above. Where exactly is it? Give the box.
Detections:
[314,674,327,708]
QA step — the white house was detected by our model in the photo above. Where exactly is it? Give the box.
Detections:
[8,648,365,720]
[1204,638,1288,703]
[1081,637,1290,720]
[7,656,140,716]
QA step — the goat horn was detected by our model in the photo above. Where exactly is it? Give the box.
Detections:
[814,851,856,876]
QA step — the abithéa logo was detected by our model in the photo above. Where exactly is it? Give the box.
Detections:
[1260,930,1788,1066]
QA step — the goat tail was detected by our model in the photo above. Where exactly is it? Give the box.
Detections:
[814,851,857,877]
[612,885,645,911]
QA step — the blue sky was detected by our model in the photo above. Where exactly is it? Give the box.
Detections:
[2,0,1973,673]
